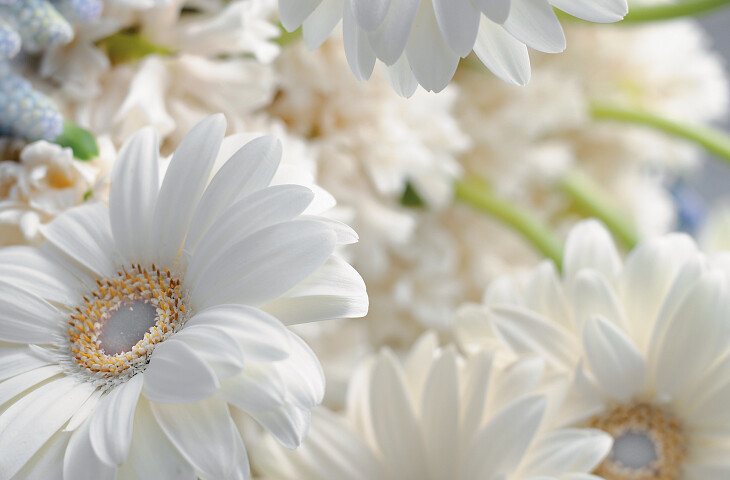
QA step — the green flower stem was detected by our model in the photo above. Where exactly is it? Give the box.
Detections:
[621,0,730,22]
[454,179,564,268]
[558,171,640,250]
[590,102,730,167]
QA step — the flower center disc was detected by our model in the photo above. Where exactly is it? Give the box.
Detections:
[98,301,158,355]
[590,402,687,480]
[67,264,186,383]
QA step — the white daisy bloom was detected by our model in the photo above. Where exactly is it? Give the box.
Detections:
[457,219,730,478]
[252,332,612,479]
[277,0,628,95]
[0,115,368,479]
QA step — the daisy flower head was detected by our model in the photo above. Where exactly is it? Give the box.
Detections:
[277,0,628,96]
[253,332,613,480]
[0,114,368,479]
[457,219,730,478]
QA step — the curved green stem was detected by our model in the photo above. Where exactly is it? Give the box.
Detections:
[622,0,730,22]
[558,171,640,249]
[590,102,730,167]
[454,179,564,268]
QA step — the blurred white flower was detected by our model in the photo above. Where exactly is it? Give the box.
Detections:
[268,36,468,278]
[253,332,613,479]
[277,0,627,94]
[700,200,730,252]
[0,116,368,478]
[0,138,113,247]
[75,53,275,153]
[40,18,121,101]
[65,0,280,151]
[457,220,730,477]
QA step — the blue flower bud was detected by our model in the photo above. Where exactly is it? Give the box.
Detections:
[51,0,103,24]
[0,19,21,60]
[0,63,64,141]
[0,0,74,53]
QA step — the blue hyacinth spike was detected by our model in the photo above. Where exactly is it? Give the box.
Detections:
[0,63,64,141]
[0,0,74,53]
[0,18,21,60]
[52,0,103,24]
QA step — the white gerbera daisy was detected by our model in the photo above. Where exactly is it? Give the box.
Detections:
[457,219,730,478]
[0,114,368,479]
[277,0,627,95]
[252,332,612,480]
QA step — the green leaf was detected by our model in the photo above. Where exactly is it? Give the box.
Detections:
[401,182,426,208]
[55,122,99,161]
[96,31,175,65]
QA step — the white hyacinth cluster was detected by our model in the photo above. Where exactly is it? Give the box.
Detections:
[1,0,730,479]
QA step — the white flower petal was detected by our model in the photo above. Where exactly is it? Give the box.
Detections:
[367,0,419,65]
[127,399,196,480]
[0,365,61,407]
[618,234,698,350]
[0,280,62,344]
[151,398,248,480]
[64,389,104,433]
[403,331,440,398]
[405,0,460,92]
[0,246,80,305]
[171,325,245,380]
[0,348,50,382]
[489,357,545,414]
[186,185,314,284]
[421,348,460,477]
[582,315,645,401]
[383,54,418,98]
[13,431,68,480]
[184,304,290,363]
[571,270,630,333]
[682,353,730,431]
[651,271,730,398]
[40,202,118,279]
[190,220,336,310]
[275,334,326,409]
[343,1,377,81]
[368,350,427,478]
[563,220,621,286]
[279,0,323,31]
[221,364,286,413]
[474,17,530,86]
[490,305,580,371]
[465,395,546,478]
[0,377,95,479]
[247,402,312,449]
[473,0,511,23]
[351,0,392,31]
[551,0,627,22]
[263,256,368,325]
[64,420,117,480]
[461,350,494,441]
[109,126,160,265]
[303,0,346,49]
[519,428,612,476]
[151,115,226,267]
[433,0,480,56]
[185,136,283,254]
[89,375,144,466]
[143,340,219,404]
[525,261,574,329]
[503,0,566,53]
